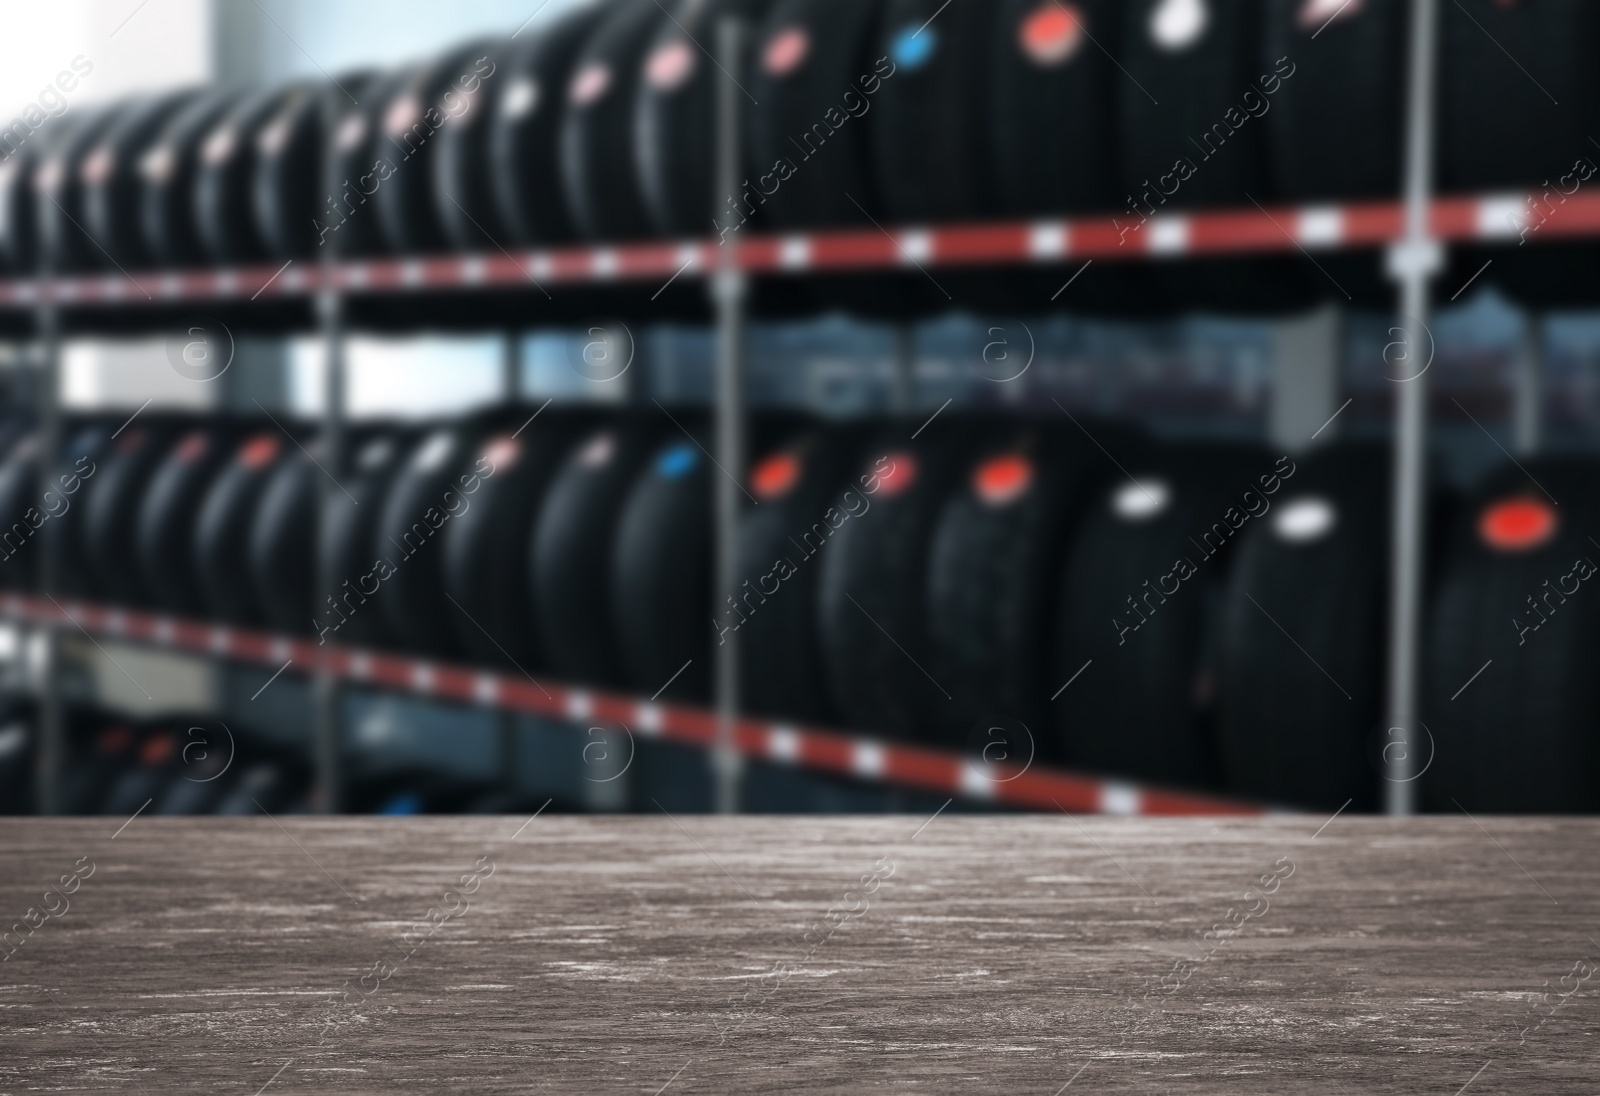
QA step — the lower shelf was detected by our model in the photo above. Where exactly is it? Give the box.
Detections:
[1,593,1266,817]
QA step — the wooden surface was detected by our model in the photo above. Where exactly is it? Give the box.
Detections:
[0,815,1596,1094]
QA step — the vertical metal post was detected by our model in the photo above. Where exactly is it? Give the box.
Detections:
[1384,0,1441,812]
[1513,312,1542,456]
[314,285,346,813]
[711,15,747,815]
[499,331,520,794]
[33,301,62,815]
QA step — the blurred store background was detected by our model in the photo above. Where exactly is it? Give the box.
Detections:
[0,0,1595,818]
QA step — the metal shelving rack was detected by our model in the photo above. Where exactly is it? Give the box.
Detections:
[6,0,1562,816]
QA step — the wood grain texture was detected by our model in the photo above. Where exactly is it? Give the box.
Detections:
[0,816,1596,1094]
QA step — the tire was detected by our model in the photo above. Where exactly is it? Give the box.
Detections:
[1120,0,1266,209]
[40,422,115,599]
[254,79,361,259]
[611,428,713,701]
[925,422,1118,745]
[82,421,180,606]
[490,1,618,245]
[816,415,988,738]
[375,417,502,656]
[1425,459,1600,812]
[1052,442,1265,786]
[140,91,243,268]
[35,106,124,273]
[373,41,498,256]
[441,410,594,668]
[560,0,668,241]
[194,431,293,625]
[1263,0,1403,201]
[990,0,1120,216]
[61,721,141,815]
[325,70,413,257]
[870,0,999,223]
[320,429,412,650]
[435,44,513,251]
[0,434,40,591]
[747,0,886,229]
[532,415,665,687]
[0,140,41,273]
[82,90,196,271]
[734,422,874,723]
[636,0,778,238]
[1214,444,1389,810]
[249,441,321,636]
[137,425,236,616]
[195,87,298,264]
[1440,0,1600,194]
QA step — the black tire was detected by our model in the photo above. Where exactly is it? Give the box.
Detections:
[140,91,243,268]
[254,79,360,259]
[490,1,618,245]
[612,429,712,701]
[1214,444,1389,810]
[0,434,41,591]
[435,44,513,251]
[373,41,498,256]
[441,411,593,668]
[195,87,298,264]
[82,90,196,271]
[870,0,998,223]
[320,429,412,649]
[325,70,413,257]
[1120,0,1266,209]
[816,416,987,738]
[249,441,321,636]
[1425,460,1600,812]
[925,423,1116,744]
[61,720,141,815]
[746,0,886,229]
[137,425,236,616]
[35,106,124,273]
[990,0,1120,216]
[194,431,293,625]
[560,0,668,241]
[532,416,665,687]
[1263,0,1403,202]
[375,418,501,656]
[82,421,179,606]
[1440,0,1600,194]
[1052,443,1265,786]
[734,422,874,723]
[40,422,114,599]
[636,0,778,238]
[0,138,46,272]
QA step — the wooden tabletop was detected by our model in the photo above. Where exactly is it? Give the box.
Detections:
[0,814,1595,1094]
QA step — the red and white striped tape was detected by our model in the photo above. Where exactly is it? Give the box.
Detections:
[0,192,1580,307]
[0,593,1263,816]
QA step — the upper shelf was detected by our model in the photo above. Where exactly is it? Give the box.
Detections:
[0,190,1574,311]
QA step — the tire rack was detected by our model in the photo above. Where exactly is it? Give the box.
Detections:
[7,2,1571,816]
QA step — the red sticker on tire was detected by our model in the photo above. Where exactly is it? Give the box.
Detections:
[974,454,1033,507]
[751,451,801,500]
[1020,2,1084,65]
[1479,497,1557,553]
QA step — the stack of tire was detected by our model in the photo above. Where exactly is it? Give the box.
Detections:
[0,0,1579,317]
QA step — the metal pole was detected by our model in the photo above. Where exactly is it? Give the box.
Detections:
[1384,0,1441,812]
[711,14,747,815]
[313,286,346,812]
[1512,312,1542,456]
[33,301,62,815]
